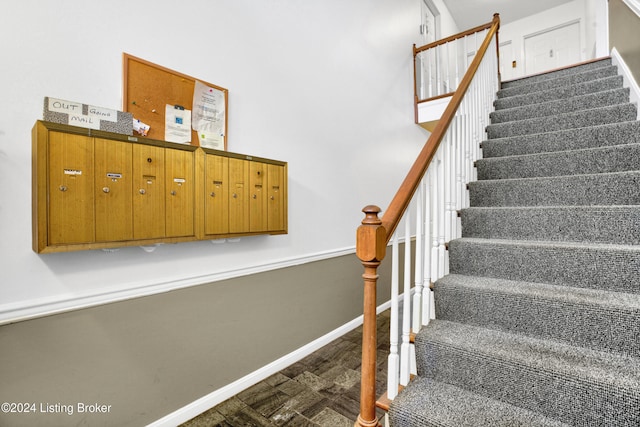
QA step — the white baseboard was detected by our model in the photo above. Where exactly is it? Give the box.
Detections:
[611,47,640,120]
[0,246,357,325]
[146,300,393,427]
[622,0,640,17]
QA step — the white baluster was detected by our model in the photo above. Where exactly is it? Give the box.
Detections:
[454,38,460,89]
[423,171,432,326]
[443,129,451,277]
[460,99,470,210]
[445,41,450,93]
[443,128,452,245]
[466,85,475,198]
[424,54,429,101]
[400,213,412,386]
[437,147,446,280]
[428,49,438,98]
[430,156,440,282]
[454,111,463,235]
[412,185,423,335]
[387,232,400,400]
[454,114,463,238]
[471,82,476,194]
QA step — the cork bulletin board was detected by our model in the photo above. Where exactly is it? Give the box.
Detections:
[122,53,228,150]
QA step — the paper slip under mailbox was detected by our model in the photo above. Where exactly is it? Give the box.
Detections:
[44,97,133,135]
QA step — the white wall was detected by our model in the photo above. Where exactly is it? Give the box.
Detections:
[0,0,433,323]
[499,0,595,80]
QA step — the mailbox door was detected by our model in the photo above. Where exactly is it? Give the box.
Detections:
[48,131,94,245]
[133,144,165,239]
[204,154,229,235]
[249,161,268,233]
[267,164,286,232]
[165,148,195,237]
[94,138,133,242]
[228,158,249,233]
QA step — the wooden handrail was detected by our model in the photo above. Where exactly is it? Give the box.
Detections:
[354,14,500,427]
[414,19,494,55]
[383,13,500,241]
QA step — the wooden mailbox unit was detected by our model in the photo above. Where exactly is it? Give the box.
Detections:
[32,121,287,253]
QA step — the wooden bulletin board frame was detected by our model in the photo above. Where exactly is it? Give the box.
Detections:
[122,53,228,150]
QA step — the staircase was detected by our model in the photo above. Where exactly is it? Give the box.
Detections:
[387,58,640,426]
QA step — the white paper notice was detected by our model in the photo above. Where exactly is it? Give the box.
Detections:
[68,113,100,130]
[88,105,118,122]
[192,80,225,149]
[165,105,192,144]
[48,98,83,115]
[198,130,224,150]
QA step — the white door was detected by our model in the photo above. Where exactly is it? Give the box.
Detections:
[421,0,438,45]
[524,21,581,75]
[499,40,516,81]
[418,0,439,99]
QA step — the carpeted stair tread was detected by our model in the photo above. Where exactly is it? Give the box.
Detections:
[469,170,640,207]
[476,143,640,180]
[388,377,569,427]
[460,205,640,244]
[486,103,637,139]
[494,75,623,110]
[482,120,640,158]
[448,238,640,293]
[434,274,640,356]
[497,65,618,99]
[490,87,629,124]
[500,58,611,89]
[413,320,640,426]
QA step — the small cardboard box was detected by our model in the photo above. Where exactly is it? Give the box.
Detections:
[43,97,133,135]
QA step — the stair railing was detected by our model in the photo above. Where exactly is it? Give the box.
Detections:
[414,17,499,122]
[355,14,500,427]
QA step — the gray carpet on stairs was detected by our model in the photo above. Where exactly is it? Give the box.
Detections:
[388,58,640,426]
[494,75,623,110]
[477,143,640,180]
[489,87,629,124]
[460,206,640,244]
[482,120,640,158]
[486,103,637,139]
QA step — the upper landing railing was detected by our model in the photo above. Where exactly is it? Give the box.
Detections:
[354,14,501,427]
[413,16,501,122]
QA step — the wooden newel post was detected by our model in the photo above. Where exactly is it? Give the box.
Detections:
[355,205,386,427]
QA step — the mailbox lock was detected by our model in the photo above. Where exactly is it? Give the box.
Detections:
[59,185,68,192]
[103,187,110,193]
[147,157,152,163]
[139,189,146,195]
[270,196,275,200]
[232,193,238,198]
[170,190,177,196]
[252,194,257,199]
[210,192,216,197]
